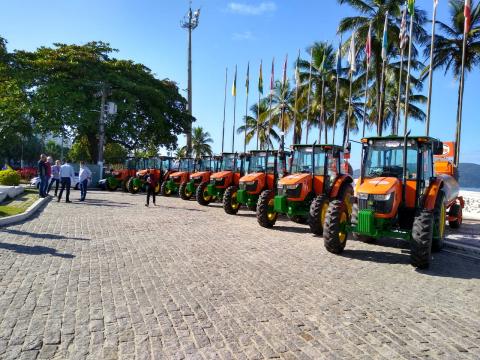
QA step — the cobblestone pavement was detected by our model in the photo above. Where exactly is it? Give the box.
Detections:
[0,190,479,360]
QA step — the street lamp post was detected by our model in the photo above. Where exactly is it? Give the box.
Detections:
[181,2,200,156]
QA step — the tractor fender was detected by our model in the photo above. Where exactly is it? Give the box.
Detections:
[330,175,354,199]
[423,178,444,211]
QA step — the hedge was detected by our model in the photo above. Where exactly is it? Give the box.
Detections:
[0,169,21,186]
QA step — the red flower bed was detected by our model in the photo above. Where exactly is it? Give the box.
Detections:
[18,167,37,180]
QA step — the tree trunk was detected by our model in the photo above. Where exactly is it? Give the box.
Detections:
[87,132,99,163]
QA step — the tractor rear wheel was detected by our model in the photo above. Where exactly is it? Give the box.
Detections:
[257,190,277,228]
[106,178,118,191]
[288,215,308,224]
[448,203,462,229]
[351,203,375,243]
[308,195,329,235]
[196,182,212,206]
[323,200,349,254]
[432,191,446,252]
[223,186,240,215]
[121,178,130,192]
[127,178,140,194]
[410,210,433,269]
[179,182,193,200]
[160,181,172,197]
[154,182,161,195]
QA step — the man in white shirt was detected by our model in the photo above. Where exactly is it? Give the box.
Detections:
[57,159,75,203]
[78,161,92,201]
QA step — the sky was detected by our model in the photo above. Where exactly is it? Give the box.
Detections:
[1,0,478,170]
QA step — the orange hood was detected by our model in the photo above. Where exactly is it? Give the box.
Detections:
[211,170,233,180]
[240,172,264,183]
[278,173,311,186]
[169,171,188,178]
[190,171,209,178]
[357,177,399,195]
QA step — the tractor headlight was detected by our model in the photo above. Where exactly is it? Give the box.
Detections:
[358,192,369,200]
[373,193,393,201]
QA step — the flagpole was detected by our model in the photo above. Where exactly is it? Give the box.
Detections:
[306,48,313,144]
[232,64,237,153]
[268,58,274,153]
[362,61,370,138]
[221,67,228,153]
[425,0,438,136]
[319,79,325,143]
[332,38,342,145]
[257,60,262,150]
[294,50,300,145]
[345,31,356,147]
[379,11,389,136]
[244,62,249,154]
[455,0,470,167]
[403,7,415,136]
[394,52,405,135]
[280,54,288,152]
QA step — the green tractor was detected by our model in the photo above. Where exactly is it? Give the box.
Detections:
[160,157,196,196]
[99,158,141,192]
[180,156,221,200]
[127,157,173,194]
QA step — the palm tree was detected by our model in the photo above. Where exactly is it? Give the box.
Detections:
[269,80,299,146]
[337,0,427,134]
[237,99,281,150]
[424,0,480,133]
[189,126,213,158]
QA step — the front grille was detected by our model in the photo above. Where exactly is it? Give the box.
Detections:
[171,176,181,183]
[358,195,394,214]
[192,177,202,184]
[278,185,302,199]
[239,181,257,192]
[214,178,225,186]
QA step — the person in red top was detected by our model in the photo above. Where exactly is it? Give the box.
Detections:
[144,169,157,207]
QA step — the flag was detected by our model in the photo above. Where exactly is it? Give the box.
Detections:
[282,54,288,86]
[336,41,342,75]
[258,61,263,94]
[295,52,301,87]
[348,31,357,73]
[232,65,237,96]
[407,0,415,15]
[245,62,250,95]
[465,0,472,33]
[366,22,372,65]
[400,3,408,50]
[270,58,275,94]
[382,12,389,61]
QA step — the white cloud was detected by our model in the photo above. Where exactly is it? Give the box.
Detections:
[227,1,277,16]
[232,31,254,40]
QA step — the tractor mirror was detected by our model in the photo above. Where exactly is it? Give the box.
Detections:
[433,141,444,156]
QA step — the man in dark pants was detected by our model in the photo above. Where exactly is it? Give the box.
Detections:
[145,169,157,207]
[37,154,47,198]
[58,159,75,203]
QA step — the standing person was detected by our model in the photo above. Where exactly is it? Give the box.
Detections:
[48,160,61,196]
[57,159,75,203]
[78,161,92,202]
[44,156,52,196]
[37,154,47,198]
[144,169,157,207]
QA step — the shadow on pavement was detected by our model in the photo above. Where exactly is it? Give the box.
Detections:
[271,225,311,234]
[0,228,89,241]
[161,206,205,212]
[0,242,75,258]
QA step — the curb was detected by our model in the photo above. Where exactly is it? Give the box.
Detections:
[0,196,52,227]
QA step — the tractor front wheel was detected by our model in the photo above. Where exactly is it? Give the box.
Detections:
[448,203,462,229]
[179,182,193,200]
[160,181,172,197]
[323,200,349,254]
[154,182,161,195]
[351,203,375,243]
[432,191,446,252]
[121,178,130,192]
[106,178,118,191]
[196,182,212,206]
[410,210,433,269]
[308,195,329,235]
[223,186,240,215]
[127,178,140,194]
[257,190,277,228]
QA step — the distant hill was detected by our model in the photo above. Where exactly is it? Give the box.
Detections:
[352,163,480,189]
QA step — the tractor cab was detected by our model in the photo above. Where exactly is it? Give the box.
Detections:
[323,135,464,269]
[181,156,222,201]
[197,153,246,206]
[271,144,353,230]
[161,157,195,196]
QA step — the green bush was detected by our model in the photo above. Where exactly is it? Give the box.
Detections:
[0,169,21,186]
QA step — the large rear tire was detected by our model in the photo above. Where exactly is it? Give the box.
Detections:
[196,181,212,206]
[223,186,240,215]
[257,190,277,228]
[121,178,130,192]
[410,210,433,269]
[106,178,118,191]
[127,178,141,194]
[179,182,193,200]
[351,203,375,243]
[308,195,329,235]
[323,200,349,254]
[432,191,446,252]
[448,203,462,229]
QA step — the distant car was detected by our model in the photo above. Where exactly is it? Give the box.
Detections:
[30,175,80,190]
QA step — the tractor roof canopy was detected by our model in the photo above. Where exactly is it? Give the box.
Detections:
[362,136,443,156]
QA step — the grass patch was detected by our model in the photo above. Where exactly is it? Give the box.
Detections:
[0,188,40,217]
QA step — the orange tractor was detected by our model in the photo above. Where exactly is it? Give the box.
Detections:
[160,157,196,197]
[223,150,287,215]
[323,135,464,269]
[265,144,353,232]
[128,156,174,194]
[179,156,221,200]
[197,152,247,207]
[100,158,143,192]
